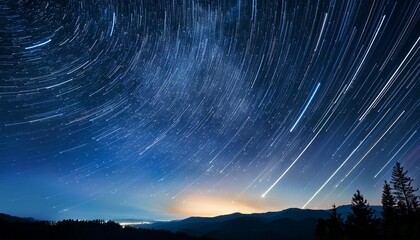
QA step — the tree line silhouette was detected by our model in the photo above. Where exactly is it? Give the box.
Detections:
[0,217,211,240]
[316,162,420,240]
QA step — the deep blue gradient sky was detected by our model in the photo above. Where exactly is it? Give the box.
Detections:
[1,0,419,221]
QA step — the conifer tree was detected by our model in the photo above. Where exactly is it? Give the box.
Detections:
[316,204,344,240]
[345,190,376,238]
[390,162,419,214]
[326,204,343,239]
[381,180,395,224]
[387,162,420,239]
[381,180,397,239]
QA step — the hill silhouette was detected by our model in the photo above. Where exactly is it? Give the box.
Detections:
[146,206,382,240]
[0,213,209,240]
[0,206,384,240]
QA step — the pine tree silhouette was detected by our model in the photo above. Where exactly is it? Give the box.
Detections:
[390,162,419,215]
[327,204,344,239]
[386,162,420,239]
[381,180,396,239]
[382,181,396,222]
[345,190,377,238]
[315,204,344,240]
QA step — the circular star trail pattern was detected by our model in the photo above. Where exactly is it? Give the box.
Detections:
[0,0,419,220]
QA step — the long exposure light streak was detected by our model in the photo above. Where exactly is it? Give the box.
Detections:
[290,82,321,132]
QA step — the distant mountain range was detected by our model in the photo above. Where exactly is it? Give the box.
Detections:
[0,213,37,223]
[0,205,383,240]
[0,213,207,240]
[142,206,382,240]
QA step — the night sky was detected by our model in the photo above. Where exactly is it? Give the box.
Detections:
[1,0,419,221]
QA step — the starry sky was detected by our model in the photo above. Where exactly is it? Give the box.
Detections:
[0,0,419,221]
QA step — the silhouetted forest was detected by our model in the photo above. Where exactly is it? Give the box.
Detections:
[316,162,420,240]
[0,215,210,240]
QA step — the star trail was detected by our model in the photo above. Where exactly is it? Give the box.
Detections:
[0,0,419,220]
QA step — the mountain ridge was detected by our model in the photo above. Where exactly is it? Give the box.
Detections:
[144,205,382,240]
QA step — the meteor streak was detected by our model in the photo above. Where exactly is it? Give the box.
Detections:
[302,140,364,208]
[110,12,116,36]
[340,111,405,184]
[262,127,322,198]
[303,110,405,208]
[25,39,51,49]
[290,82,321,132]
[374,130,416,178]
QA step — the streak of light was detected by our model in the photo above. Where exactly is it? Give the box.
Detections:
[59,143,88,154]
[303,110,405,208]
[171,168,210,200]
[373,166,394,188]
[302,107,391,205]
[290,82,321,132]
[359,37,420,121]
[262,82,332,198]
[5,113,63,126]
[45,78,74,89]
[220,137,253,173]
[344,15,386,93]
[236,170,266,202]
[210,117,250,164]
[314,13,328,52]
[338,168,366,197]
[25,39,51,49]
[340,111,405,184]
[302,140,364,208]
[110,12,116,36]
[262,127,322,198]
[374,130,416,178]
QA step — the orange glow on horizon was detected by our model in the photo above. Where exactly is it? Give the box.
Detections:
[167,194,282,217]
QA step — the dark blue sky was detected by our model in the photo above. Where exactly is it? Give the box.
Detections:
[0,0,419,221]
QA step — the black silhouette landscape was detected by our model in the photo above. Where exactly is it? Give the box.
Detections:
[146,205,380,240]
[0,207,363,240]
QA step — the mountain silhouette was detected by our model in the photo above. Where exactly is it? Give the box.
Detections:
[146,206,382,240]
[1,206,383,240]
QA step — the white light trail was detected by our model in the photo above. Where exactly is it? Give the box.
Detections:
[359,36,419,121]
[110,12,116,36]
[340,111,405,183]
[314,13,328,52]
[290,82,321,132]
[262,82,325,198]
[374,130,416,178]
[344,15,386,93]
[302,110,405,208]
[25,39,51,49]
[302,140,364,208]
[262,128,322,198]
